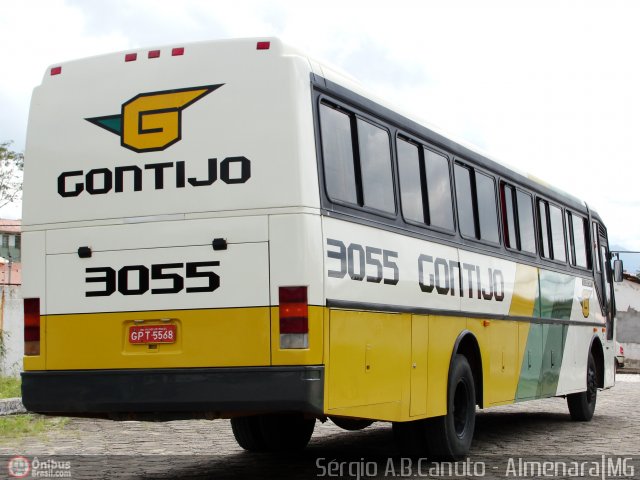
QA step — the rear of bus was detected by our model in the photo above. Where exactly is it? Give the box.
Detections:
[21,39,326,422]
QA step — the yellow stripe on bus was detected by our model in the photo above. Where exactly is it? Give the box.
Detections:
[31,307,272,370]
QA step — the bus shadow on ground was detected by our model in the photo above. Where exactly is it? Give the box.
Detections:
[135,410,582,480]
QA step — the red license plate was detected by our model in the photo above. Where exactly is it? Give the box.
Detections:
[129,325,177,344]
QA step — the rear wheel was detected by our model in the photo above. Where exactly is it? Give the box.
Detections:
[230,416,267,452]
[426,354,476,459]
[330,417,374,431]
[567,353,597,421]
[393,419,430,456]
[259,413,316,451]
[231,413,316,452]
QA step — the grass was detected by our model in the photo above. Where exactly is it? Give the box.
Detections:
[0,414,68,442]
[0,376,21,398]
[0,376,68,442]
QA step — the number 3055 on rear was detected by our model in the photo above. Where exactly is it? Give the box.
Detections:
[85,261,220,297]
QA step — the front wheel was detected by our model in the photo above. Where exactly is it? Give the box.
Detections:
[426,354,476,459]
[567,352,597,421]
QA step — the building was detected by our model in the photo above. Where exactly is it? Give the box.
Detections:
[615,273,640,369]
[0,219,22,376]
[0,219,21,285]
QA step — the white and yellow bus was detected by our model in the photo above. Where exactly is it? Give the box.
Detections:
[22,38,621,458]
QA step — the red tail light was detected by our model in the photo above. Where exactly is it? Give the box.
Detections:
[257,41,271,50]
[279,286,308,348]
[24,298,41,355]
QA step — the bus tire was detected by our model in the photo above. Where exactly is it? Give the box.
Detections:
[230,416,267,452]
[567,353,597,421]
[426,354,476,459]
[259,413,316,451]
[393,420,429,456]
[331,417,374,431]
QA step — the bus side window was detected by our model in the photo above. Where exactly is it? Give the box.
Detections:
[501,183,536,255]
[475,172,499,243]
[424,149,454,231]
[591,222,605,310]
[357,119,395,214]
[516,190,536,254]
[397,138,425,224]
[397,137,454,231]
[319,103,358,205]
[548,204,566,262]
[502,184,517,249]
[454,164,499,244]
[592,222,601,273]
[566,212,589,269]
[601,241,615,339]
[537,199,566,262]
[454,164,476,239]
[601,244,612,312]
[538,200,550,258]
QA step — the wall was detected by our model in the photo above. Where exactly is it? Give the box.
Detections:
[614,277,640,368]
[0,285,23,377]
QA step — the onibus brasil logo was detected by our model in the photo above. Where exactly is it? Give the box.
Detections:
[86,84,222,153]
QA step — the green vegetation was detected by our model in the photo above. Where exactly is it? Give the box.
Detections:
[0,376,21,398]
[0,415,68,442]
[0,377,69,442]
[0,140,24,209]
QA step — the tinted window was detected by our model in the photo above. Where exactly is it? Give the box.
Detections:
[516,190,536,253]
[592,222,601,272]
[538,201,550,258]
[425,149,454,231]
[476,172,499,243]
[572,214,588,268]
[320,104,357,204]
[602,245,612,307]
[357,119,394,213]
[549,204,566,262]
[397,138,424,223]
[454,164,475,238]
[503,184,517,248]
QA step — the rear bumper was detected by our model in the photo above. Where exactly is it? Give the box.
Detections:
[21,366,324,416]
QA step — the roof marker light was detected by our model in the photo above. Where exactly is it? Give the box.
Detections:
[125,53,137,62]
[50,66,62,76]
[257,41,271,50]
[172,47,184,56]
[148,50,160,59]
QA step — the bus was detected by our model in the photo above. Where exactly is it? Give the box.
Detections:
[21,38,622,458]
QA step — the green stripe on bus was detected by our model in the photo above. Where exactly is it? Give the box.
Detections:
[516,271,572,400]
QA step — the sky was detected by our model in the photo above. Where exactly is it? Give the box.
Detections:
[1,0,639,266]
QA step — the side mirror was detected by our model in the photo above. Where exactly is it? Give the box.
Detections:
[613,259,624,282]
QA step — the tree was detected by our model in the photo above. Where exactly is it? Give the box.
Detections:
[0,141,24,210]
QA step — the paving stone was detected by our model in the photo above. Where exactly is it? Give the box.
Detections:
[1,375,638,479]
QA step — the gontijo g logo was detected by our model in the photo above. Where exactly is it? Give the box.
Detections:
[58,83,252,198]
[86,84,223,153]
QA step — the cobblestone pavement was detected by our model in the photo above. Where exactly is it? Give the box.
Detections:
[2,375,638,479]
